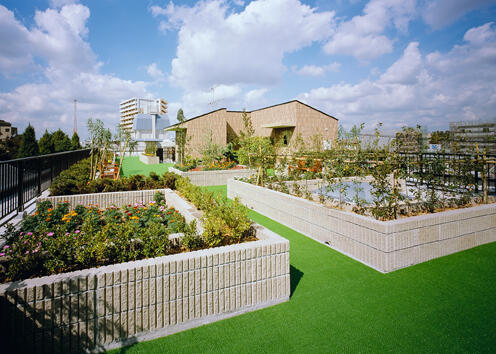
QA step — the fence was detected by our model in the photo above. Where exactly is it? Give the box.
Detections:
[400,152,496,196]
[0,149,90,221]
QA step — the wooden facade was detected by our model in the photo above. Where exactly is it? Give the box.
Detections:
[166,100,338,159]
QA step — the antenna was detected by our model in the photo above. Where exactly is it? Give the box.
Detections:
[209,86,221,108]
[73,99,78,134]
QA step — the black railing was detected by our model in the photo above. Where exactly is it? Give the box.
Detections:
[0,149,91,221]
[399,152,496,195]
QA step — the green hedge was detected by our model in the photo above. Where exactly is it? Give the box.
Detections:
[175,177,254,247]
[50,158,178,196]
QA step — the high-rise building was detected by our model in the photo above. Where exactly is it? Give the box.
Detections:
[450,119,496,154]
[119,98,167,130]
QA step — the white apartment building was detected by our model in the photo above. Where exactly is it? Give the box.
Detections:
[120,98,167,131]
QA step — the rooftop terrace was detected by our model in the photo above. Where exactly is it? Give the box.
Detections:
[110,185,496,353]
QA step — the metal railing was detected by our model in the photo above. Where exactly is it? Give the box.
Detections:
[399,152,496,196]
[0,149,90,221]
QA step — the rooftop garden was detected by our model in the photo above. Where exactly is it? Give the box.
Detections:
[110,185,496,353]
[238,124,495,220]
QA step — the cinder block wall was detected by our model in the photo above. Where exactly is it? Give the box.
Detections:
[38,189,169,210]
[168,167,255,186]
[0,238,290,353]
[0,188,290,352]
[228,179,496,273]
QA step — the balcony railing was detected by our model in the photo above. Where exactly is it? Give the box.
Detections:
[0,149,91,223]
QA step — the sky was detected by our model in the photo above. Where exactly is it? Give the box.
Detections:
[0,0,495,140]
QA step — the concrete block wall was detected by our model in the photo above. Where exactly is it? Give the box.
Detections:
[139,155,160,165]
[38,189,169,210]
[169,167,255,186]
[0,194,290,353]
[228,179,496,273]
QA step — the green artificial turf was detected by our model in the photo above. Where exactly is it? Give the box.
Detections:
[112,185,496,353]
[120,156,174,177]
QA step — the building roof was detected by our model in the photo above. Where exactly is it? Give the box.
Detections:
[132,114,170,131]
[0,120,12,127]
[164,100,338,129]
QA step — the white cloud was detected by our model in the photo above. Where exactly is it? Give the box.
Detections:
[49,0,79,8]
[244,88,268,104]
[152,0,335,90]
[464,21,495,45]
[323,0,416,61]
[0,5,34,73]
[29,5,95,73]
[422,0,496,29]
[0,4,150,139]
[379,42,421,84]
[182,84,243,114]
[295,63,341,76]
[146,62,165,80]
[299,23,496,131]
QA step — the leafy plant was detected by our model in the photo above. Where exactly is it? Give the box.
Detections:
[1,200,187,282]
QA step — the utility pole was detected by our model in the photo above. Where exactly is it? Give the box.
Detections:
[73,99,78,134]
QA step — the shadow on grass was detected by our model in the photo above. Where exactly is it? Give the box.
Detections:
[290,265,303,297]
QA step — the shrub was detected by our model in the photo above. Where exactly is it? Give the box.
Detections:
[50,158,179,196]
[181,220,204,251]
[175,177,253,245]
[50,158,91,195]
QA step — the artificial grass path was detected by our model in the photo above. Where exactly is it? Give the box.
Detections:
[120,156,174,177]
[112,185,496,353]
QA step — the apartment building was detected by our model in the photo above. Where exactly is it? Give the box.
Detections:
[0,120,17,141]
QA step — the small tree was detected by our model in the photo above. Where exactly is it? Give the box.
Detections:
[176,108,187,165]
[237,136,275,186]
[177,108,185,123]
[87,118,112,180]
[39,130,54,155]
[71,132,82,150]
[18,124,39,158]
[0,135,22,160]
[52,129,72,152]
[114,126,137,179]
[239,109,254,141]
[200,130,223,165]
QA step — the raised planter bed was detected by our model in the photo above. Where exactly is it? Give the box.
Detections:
[39,189,169,210]
[0,189,290,353]
[228,179,496,273]
[139,154,160,165]
[169,166,255,186]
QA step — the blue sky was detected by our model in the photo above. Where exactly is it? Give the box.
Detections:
[0,0,495,140]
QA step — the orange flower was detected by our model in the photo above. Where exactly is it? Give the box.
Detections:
[46,217,51,221]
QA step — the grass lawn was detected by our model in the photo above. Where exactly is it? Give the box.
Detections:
[120,156,174,177]
[113,185,496,353]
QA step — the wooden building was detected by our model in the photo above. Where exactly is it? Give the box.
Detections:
[165,100,338,159]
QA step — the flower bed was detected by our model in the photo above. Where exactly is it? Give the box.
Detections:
[228,179,496,273]
[0,189,290,353]
[0,195,189,283]
[169,166,255,186]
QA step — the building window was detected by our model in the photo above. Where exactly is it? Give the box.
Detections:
[272,127,294,147]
